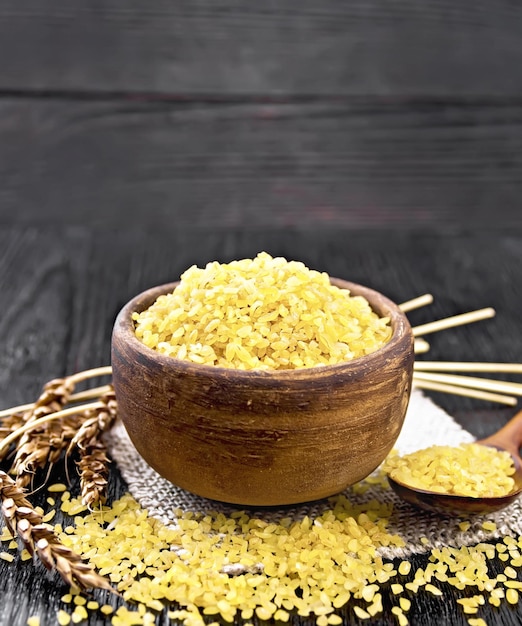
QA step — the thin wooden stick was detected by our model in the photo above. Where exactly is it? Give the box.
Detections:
[0,402,104,456]
[414,361,522,374]
[412,307,496,337]
[413,379,517,406]
[414,338,430,354]
[399,294,434,313]
[413,371,522,396]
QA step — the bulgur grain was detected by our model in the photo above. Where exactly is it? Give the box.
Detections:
[57,610,71,625]
[133,253,391,370]
[384,443,516,498]
[506,588,519,604]
[48,483,67,492]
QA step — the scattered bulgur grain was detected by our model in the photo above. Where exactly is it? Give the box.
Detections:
[73,595,86,606]
[505,580,522,589]
[391,606,409,625]
[100,605,114,615]
[353,606,371,619]
[506,588,519,604]
[0,527,13,541]
[425,583,443,596]
[71,606,88,623]
[4,459,521,626]
[0,551,14,562]
[57,610,71,625]
[26,617,40,626]
[48,483,67,492]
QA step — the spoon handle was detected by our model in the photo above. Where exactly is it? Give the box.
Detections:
[478,409,522,463]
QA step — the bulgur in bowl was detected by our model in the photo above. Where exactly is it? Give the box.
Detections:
[111,255,414,506]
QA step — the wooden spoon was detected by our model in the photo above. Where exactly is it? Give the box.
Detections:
[388,410,522,516]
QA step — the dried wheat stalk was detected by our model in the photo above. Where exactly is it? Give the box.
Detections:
[77,443,112,509]
[0,412,25,461]
[0,470,114,593]
[67,389,118,508]
[12,378,77,487]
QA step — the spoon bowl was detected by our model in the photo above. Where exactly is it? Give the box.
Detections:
[388,410,522,515]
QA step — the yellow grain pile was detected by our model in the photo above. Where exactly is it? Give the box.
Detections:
[132,252,391,369]
[58,492,404,625]
[384,443,516,497]
[5,480,522,626]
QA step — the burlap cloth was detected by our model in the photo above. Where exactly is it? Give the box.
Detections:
[107,389,522,560]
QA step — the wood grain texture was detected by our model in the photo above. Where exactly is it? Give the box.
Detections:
[0,1,521,97]
[0,99,521,229]
[0,225,521,625]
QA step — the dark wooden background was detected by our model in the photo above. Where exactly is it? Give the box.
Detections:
[1,2,522,625]
[0,0,521,230]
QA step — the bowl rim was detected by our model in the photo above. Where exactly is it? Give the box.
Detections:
[112,277,413,381]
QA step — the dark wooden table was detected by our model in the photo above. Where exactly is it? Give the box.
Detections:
[0,226,521,626]
[1,2,522,624]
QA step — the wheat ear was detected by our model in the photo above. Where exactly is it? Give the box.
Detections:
[0,470,115,593]
[11,378,77,486]
[67,388,118,508]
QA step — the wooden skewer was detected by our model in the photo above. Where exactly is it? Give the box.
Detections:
[412,378,517,406]
[414,361,522,374]
[412,307,496,337]
[413,371,522,397]
[414,338,430,354]
[399,294,434,313]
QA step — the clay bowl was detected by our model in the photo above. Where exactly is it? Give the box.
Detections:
[111,278,415,507]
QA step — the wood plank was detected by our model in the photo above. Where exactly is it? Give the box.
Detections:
[0,98,521,229]
[0,1,521,96]
[0,229,73,404]
[0,225,521,626]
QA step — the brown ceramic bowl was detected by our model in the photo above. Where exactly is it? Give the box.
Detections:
[111,278,414,506]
